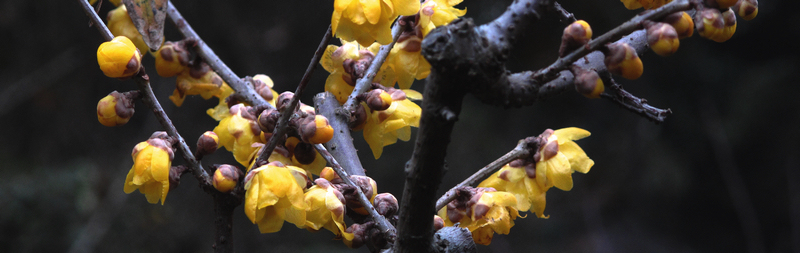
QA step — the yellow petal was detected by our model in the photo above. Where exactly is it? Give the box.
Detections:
[123,167,137,193]
[553,127,591,143]
[559,141,594,174]
[360,0,382,24]
[402,89,423,101]
[256,206,284,233]
[245,176,260,223]
[392,0,421,16]
[546,153,573,191]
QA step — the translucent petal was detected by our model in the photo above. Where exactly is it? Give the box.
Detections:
[245,177,260,223]
[392,0,421,16]
[547,153,574,191]
[256,206,284,233]
[554,127,591,144]
[149,148,170,182]
[123,167,137,194]
[360,0,382,24]
[559,141,594,174]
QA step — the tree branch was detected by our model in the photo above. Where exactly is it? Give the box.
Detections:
[435,137,540,211]
[166,1,269,108]
[314,143,397,244]
[254,26,333,166]
[341,23,403,115]
[600,73,671,123]
[314,92,366,176]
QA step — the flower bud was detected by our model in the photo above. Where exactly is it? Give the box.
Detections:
[292,142,317,165]
[252,74,276,102]
[196,131,219,156]
[647,22,680,56]
[559,20,592,57]
[212,164,240,193]
[604,42,643,80]
[97,36,141,78]
[276,92,294,112]
[735,0,758,20]
[97,91,136,127]
[298,115,335,144]
[572,68,604,99]
[320,167,338,182]
[373,193,399,216]
[662,12,694,39]
[696,8,730,43]
[257,108,280,133]
[433,215,445,231]
[344,223,368,248]
[720,8,738,42]
[169,165,187,190]
[364,89,393,111]
[154,41,190,77]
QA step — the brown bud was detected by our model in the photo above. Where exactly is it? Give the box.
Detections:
[433,215,445,231]
[373,193,399,216]
[735,0,758,20]
[364,89,393,111]
[169,165,188,190]
[349,103,368,130]
[276,92,294,112]
[252,74,275,102]
[647,22,680,56]
[257,108,280,133]
[559,20,592,57]
[344,223,369,248]
[196,131,219,156]
[572,66,605,98]
[604,42,643,80]
[662,12,694,39]
[292,142,316,165]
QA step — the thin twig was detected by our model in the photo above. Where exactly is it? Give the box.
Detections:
[314,144,397,243]
[550,1,577,24]
[166,1,269,108]
[600,74,671,123]
[77,0,212,187]
[254,26,333,165]
[434,138,537,211]
[532,0,694,84]
[341,23,403,115]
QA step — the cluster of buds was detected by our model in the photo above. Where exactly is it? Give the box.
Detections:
[96,90,139,127]
[603,42,643,80]
[695,7,737,43]
[319,167,381,216]
[320,40,393,104]
[570,66,604,99]
[96,36,142,79]
[559,20,593,57]
[262,92,335,145]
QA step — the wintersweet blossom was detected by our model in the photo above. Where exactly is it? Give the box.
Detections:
[303,178,354,240]
[362,90,421,159]
[212,104,263,167]
[320,40,394,104]
[534,127,594,191]
[244,163,309,233]
[123,132,174,205]
[331,0,420,46]
[438,188,521,245]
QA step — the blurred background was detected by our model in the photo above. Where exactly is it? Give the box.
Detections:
[0,0,796,252]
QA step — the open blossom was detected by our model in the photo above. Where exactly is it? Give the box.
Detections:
[362,90,421,159]
[123,132,174,205]
[168,63,225,107]
[331,0,420,47]
[303,178,354,240]
[244,163,309,233]
[438,188,521,245]
[212,104,263,168]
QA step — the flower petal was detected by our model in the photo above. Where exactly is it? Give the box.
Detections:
[553,127,591,143]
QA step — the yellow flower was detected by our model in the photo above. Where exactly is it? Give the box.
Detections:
[420,0,466,31]
[332,0,420,47]
[168,64,225,107]
[320,40,394,104]
[96,91,135,127]
[619,0,673,10]
[212,104,263,168]
[385,28,430,89]
[303,178,354,240]
[244,163,309,233]
[97,36,141,79]
[534,128,594,191]
[123,133,174,205]
[107,5,151,54]
[479,163,549,218]
[438,188,520,245]
[362,93,421,159]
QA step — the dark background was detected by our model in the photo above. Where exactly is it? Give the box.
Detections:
[1,0,797,252]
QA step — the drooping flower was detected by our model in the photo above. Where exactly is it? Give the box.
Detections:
[303,178,354,240]
[362,90,421,159]
[438,188,521,245]
[534,127,594,191]
[331,0,420,47]
[212,104,263,168]
[123,132,174,205]
[419,0,467,33]
[168,63,225,107]
[479,163,549,218]
[244,162,309,233]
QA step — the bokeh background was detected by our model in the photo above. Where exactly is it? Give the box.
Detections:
[1,0,797,252]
